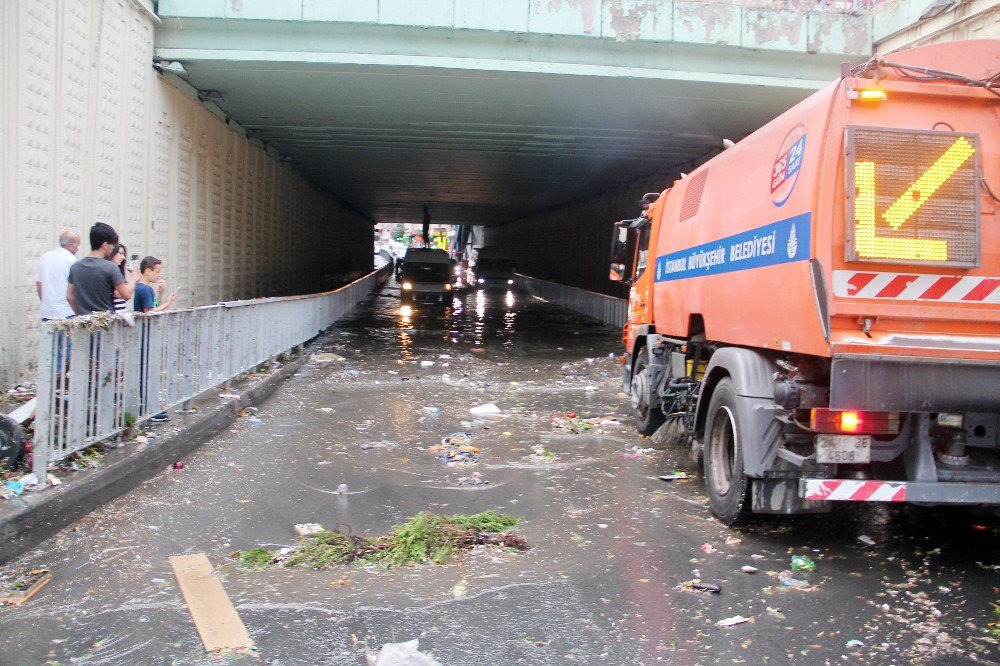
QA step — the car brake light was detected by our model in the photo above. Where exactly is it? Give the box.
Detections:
[810,408,899,435]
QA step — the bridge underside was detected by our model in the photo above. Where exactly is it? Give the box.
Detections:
[155,11,868,227]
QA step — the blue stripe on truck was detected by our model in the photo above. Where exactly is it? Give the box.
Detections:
[654,212,812,282]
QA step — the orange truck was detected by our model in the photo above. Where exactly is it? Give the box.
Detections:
[610,40,999,524]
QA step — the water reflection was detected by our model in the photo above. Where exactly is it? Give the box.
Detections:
[396,305,414,360]
[475,290,487,319]
[382,283,526,353]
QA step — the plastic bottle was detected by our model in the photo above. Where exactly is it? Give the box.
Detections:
[790,555,816,571]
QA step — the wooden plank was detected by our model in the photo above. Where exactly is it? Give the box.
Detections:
[169,553,254,653]
[0,570,51,606]
[6,397,36,425]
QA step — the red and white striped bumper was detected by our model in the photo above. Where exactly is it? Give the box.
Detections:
[832,270,1000,303]
[801,479,907,502]
[799,479,1000,504]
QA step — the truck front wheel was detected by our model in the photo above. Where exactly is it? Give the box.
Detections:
[631,346,665,436]
[703,378,751,525]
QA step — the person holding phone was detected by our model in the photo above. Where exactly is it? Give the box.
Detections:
[133,256,179,314]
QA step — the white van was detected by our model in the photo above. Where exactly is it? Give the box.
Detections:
[400,248,453,305]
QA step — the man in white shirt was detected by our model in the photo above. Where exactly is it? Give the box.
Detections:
[35,231,80,321]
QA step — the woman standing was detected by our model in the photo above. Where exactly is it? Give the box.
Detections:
[109,243,130,314]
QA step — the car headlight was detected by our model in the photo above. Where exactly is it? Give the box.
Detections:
[444,284,452,291]
[507,279,514,285]
[402,282,413,290]
[477,278,485,284]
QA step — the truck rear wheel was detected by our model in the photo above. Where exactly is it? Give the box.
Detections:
[703,378,751,525]
[631,346,665,436]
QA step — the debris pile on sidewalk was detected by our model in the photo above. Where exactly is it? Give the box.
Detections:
[235,510,528,570]
[3,384,36,405]
[2,472,62,498]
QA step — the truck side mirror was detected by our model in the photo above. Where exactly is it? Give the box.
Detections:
[609,224,629,282]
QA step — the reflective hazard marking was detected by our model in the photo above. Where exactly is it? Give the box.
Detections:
[833,270,1000,303]
[802,479,907,502]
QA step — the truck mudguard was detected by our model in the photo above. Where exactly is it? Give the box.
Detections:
[622,325,656,391]
[696,347,779,477]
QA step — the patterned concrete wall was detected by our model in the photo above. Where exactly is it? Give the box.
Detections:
[0,0,372,386]
[484,175,669,298]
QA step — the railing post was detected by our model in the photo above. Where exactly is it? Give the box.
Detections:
[32,324,56,481]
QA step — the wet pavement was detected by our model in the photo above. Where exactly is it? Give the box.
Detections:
[0,280,997,665]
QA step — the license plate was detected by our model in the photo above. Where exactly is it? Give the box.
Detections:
[816,435,871,464]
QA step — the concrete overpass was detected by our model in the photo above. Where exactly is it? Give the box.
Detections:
[1,0,994,384]
[153,0,871,228]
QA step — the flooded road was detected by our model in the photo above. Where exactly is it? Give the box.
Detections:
[1,280,997,665]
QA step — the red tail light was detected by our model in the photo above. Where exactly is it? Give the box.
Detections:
[839,411,861,432]
[810,408,899,435]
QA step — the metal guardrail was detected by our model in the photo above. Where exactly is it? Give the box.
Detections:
[32,266,391,478]
[519,275,627,329]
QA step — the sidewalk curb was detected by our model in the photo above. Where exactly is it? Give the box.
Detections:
[0,356,306,566]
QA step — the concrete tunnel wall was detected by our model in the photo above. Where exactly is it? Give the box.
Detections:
[0,0,373,387]
[484,174,669,298]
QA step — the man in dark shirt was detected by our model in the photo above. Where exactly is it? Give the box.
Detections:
[67,223,138,315]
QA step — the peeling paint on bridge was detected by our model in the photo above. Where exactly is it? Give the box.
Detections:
[159,0,874,55]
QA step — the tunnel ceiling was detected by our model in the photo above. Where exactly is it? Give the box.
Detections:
[177,59,815,226]
[158,5,855,230]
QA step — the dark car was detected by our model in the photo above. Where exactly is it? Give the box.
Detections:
[474,251,516,290]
